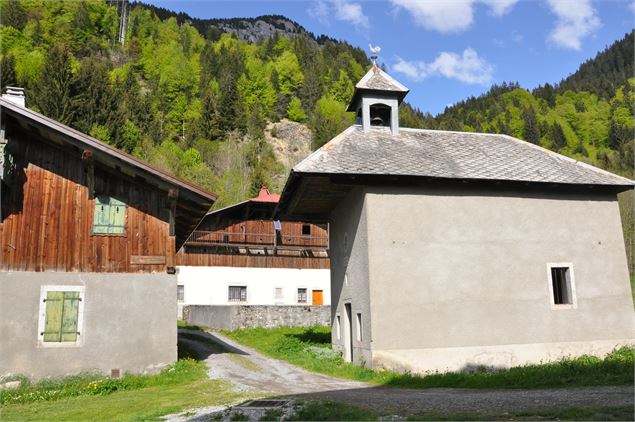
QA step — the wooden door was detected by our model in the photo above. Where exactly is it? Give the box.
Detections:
[312,290,323,306]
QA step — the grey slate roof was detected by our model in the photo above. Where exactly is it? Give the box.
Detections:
[294,125,634,187]
[357,67,409,92]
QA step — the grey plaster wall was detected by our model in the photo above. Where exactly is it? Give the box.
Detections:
[329,187,373,365]
[0,272,177,379]
[363,186,635,372]
[186,305,330,330]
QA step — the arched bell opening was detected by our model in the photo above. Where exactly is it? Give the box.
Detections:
[369,103,391,127]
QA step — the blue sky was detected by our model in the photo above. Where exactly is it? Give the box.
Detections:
[146,0,635,115]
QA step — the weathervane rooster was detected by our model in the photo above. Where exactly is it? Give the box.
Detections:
[369,44,381,66]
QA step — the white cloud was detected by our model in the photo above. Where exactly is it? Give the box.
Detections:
[546,0,601,50]
[629,0,635,14]
[308,0,369,30]
[483,0,519,16]
[393,48,494,85]
[389,0,518,33]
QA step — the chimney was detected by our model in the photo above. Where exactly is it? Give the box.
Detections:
[2,87,26,107]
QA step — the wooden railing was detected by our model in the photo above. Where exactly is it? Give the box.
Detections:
[186,230,329,250]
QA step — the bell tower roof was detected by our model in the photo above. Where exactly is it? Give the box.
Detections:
[346,65,409,112]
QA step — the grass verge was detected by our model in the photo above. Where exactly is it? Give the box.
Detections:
[223,326,635,389]
[0,359,249,421]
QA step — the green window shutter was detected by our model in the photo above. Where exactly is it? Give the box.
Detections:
[43,291,64,342]
[60,292,80,342]
[43,291,80,342]
[92,196,126,234]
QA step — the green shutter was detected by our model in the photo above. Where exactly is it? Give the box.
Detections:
[43,291,64,342]
[61,292,80,342]
[93,196,126,234]
[43,291,80,343]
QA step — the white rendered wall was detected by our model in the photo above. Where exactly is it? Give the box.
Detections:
[176,266,330,308]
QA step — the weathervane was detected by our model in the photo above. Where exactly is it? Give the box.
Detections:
[369,44,381,66]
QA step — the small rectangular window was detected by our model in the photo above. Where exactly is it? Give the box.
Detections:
[228,286,247,302]
[92,196,126,235]
[302,224,311,235]
[336,315,341,340]
[177,285,184,302]
[551,267,571,304]
[297,288,307,303]
[274,287,283,299]
[356,313,362,341]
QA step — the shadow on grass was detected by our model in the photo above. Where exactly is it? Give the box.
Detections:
[286,327,331,345]
[178,329,250,362]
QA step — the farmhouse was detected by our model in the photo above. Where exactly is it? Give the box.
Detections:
[277,65,635,373]
[0,93,215,379]
[176,186,330,316]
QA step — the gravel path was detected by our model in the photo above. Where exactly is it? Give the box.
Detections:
[179,329,634,415]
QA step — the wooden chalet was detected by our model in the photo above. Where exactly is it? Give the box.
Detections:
[177,187,329,270]
[0,96,216,379]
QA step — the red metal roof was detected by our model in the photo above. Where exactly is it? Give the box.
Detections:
[251,186,280,203]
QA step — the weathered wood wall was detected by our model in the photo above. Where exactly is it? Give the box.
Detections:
[176,219,330,269]
[0,129,174,273]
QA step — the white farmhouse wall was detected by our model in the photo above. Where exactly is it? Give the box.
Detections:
[363,185,635,373]
[176,266,330,313]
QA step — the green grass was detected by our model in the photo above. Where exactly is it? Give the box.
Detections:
[0,359,249,421]
[223,326,635,389]
[0,378,246,422]
[288,400,376,421]
[177,319,207,331]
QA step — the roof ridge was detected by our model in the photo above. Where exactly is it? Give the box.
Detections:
[0,98,217,200]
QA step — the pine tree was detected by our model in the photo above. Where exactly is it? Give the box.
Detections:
[1,54,17,88]
[550,122,567,150]
[33,44,75,125]
[521,106,541,144]
[0,0,27,30]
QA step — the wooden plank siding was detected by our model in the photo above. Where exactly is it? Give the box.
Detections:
[176,218,330,269]
[0,131,174,273]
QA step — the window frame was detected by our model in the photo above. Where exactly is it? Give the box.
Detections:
[297,287,308,304]
[177,285,184,302]
[546,263,577,310]
[37,285,85,348]
[91,195,127,237]
[228,285,247,303]
[274,287,284,300]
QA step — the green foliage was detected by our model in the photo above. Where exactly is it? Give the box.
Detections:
[289,400,376,421]
[0,359,206,405]
[224,326,635,389]
[286,97,307,122]
[32,43,75,124]
[310,95,354,148]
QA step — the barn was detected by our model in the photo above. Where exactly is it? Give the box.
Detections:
[0,94,215,379]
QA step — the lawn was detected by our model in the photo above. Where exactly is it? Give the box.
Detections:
[0,359,249,421]
[223,325,635,389]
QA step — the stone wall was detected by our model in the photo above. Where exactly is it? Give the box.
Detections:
[185,305,331,330]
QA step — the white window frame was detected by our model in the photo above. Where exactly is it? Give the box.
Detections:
[177,284,185,302]
[37,285,86,348]
[297,287,308,304]
[546,263,577,310]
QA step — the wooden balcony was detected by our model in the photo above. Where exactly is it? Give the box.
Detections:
[185,230,329,255]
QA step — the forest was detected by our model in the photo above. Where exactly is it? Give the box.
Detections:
[0,0,633,213]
